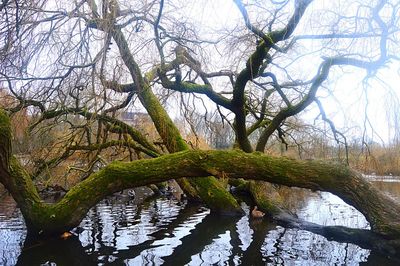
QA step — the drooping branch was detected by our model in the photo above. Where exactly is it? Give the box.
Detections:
[67,139,159,158]
[255,44,392,151]
[104,91,135,113]
[29,107,160,156]
[256,59,333,151]
[0,73,46,112]
[260,72,291,107]
[246,91,271,136]
[153,0,165,66]
[233,0,312,102]
[315,98,349,164]
[232,0,312,152]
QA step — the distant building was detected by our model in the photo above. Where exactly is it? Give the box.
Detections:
[118,111,159,140]
[119,111,151,127]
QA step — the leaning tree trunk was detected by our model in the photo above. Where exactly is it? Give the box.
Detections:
[1,109,400,241]
[135,83,242,215]
[110,28,243,215]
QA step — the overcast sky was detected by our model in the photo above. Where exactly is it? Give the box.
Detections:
[178,0,400,144]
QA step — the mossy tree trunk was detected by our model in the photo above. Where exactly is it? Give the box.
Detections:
[1,110,400,239]
[108,27,243,215]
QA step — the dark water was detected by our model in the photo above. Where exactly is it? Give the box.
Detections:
[1,177,400,265]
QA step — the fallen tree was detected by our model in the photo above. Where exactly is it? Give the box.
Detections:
[1,0,400,259]
[1,110,400,245]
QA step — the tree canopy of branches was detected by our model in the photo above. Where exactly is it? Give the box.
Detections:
[1,0,400,257]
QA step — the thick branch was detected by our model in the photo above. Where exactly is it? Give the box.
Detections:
[232,0,311,152]
[101,79,136,93]
[91,23,242,213]
[158,73,233,111]
[1,109,400,242]
[2,148,400,240]
[68,140,159,158]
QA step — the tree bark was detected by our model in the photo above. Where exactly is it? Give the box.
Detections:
[0,110,399,241]
[110,27,243,215]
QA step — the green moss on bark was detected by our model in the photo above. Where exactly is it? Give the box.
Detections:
[1,112,400,239]
[190,176,242,215]
[0,110,12,172]
[137,84,242,214]
[249,181,284,216]
[110,25,243,214]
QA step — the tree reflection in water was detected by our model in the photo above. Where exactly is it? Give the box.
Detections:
[0,177,399,265]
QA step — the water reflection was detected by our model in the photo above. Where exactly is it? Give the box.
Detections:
[0,177,399,265]
[0,196,26,266]
[263,227,369,265]
[370,182,400,202]
[297,192,369,229]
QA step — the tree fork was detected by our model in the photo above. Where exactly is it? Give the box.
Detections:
[110,27,242,215]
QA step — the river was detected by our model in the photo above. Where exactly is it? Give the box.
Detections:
[1,176,399,265]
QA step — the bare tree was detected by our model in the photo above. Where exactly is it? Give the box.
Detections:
[1,0,400,256]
